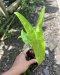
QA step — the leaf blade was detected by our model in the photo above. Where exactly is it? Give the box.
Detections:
[14,12,34,34]
[36,6,45,31]
[20,30,31,45]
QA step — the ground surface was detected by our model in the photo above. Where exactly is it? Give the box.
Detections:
[0,0,60,75]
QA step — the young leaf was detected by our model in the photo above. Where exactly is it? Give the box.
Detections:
[14,12,37,50]
[36,6,45,32]
[14,12,34,34]
[20,30,31,45]
[35,30,45,64]
[35,6,46,64]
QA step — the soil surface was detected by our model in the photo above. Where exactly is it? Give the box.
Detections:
[0,0,60,75]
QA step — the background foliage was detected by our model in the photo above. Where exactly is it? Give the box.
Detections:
[0,0,45,40]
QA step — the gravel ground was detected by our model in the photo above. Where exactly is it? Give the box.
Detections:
[0,0,60,75]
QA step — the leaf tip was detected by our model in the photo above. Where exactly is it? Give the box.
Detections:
[14,12,19,16]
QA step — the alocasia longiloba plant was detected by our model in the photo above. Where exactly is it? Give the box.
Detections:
[14,6,46,64]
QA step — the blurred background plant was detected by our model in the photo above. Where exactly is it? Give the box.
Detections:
[19,0,45,18]
[0,0,45,40]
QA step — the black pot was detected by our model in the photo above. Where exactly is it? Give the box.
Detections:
[26,49,35,60]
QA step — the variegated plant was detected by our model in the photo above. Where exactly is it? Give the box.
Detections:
[14,6,46,64]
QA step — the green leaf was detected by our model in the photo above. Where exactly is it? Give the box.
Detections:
[14,12,34,34]
[34,6,46,64]
[20,30,31,45]
[36,6,45,32]
[14,12,36,47]
[35,30,46,64]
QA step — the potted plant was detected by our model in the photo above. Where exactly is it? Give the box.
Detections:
[14,6,46,65]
